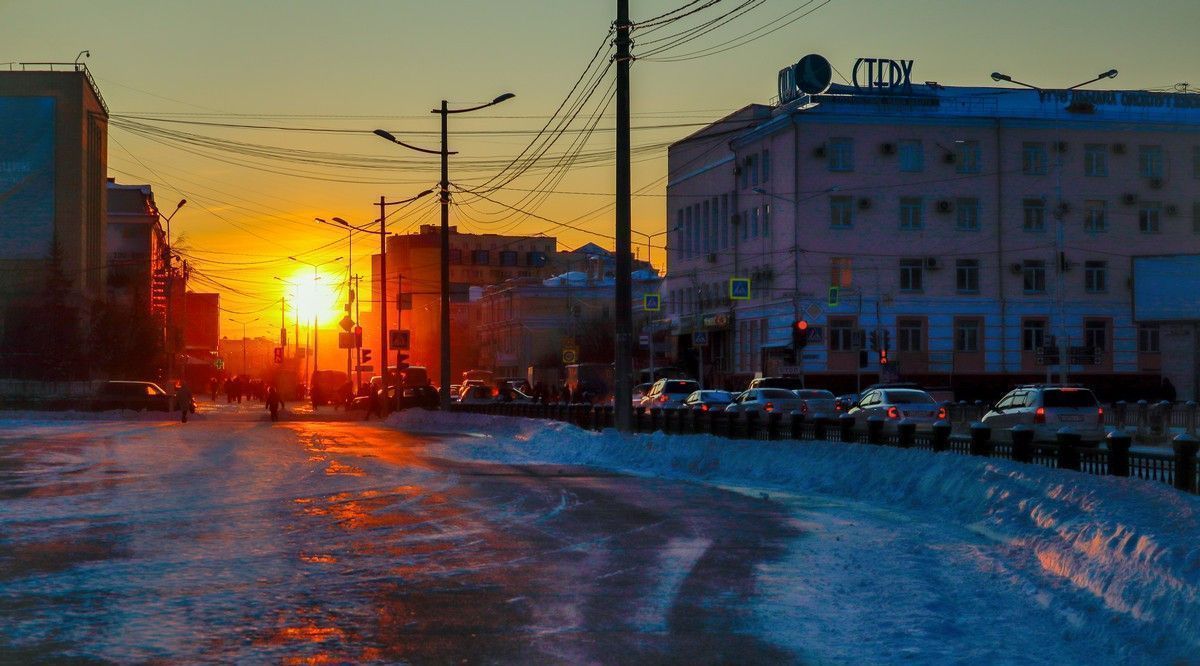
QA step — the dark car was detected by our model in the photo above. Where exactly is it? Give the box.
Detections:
[91,381,173,412]
[681,390,735,413]
[747,376,808,391]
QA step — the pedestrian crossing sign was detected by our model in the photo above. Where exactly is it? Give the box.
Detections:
[643,293,661,312]
[730,277,751,300]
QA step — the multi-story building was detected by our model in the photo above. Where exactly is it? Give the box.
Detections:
[0,64,109,376]
[665,54,1200,399]
[366,225,557,383]
[105,179,167,314]
[551,241,655,277]
[472,269,663,379]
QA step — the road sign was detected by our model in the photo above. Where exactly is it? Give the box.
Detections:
[639,334,649,347]
[389,329,410,350]
[273,347,283,364]
[338,315,355,332]
[643,293,661,312]
[213,358,225,370]
[693,331,708,346]
[562,348,579,364]
[805,302,823,319]
[779,365,803,375]
[338,331,357,349]
[398,293,413,310]
[806,326,824,345]
[729,278,751,300]
[361,349,372,364]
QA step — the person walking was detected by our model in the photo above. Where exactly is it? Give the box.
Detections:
[176,382,193,424]
[265,385,285,422]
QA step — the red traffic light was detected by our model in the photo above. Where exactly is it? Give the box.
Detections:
[795,320,808,330]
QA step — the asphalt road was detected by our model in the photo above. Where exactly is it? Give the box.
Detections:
[0,404,800,663]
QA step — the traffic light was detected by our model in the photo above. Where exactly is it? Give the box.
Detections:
[883,330,891,351]
[353,325,363,348]
[395,353,410,371]
[792,319,810,350]
[879,348,889,365]
[273,347,283,364]
[361,349,372,364]
[869,330,879,351]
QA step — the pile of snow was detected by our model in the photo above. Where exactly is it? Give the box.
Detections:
[386,410,1200,656]
[0,409,186,422]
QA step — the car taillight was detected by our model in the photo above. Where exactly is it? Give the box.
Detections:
[801,403,809,415]
[765,402,774,412]
[937,406,947,420]
[887,406,899,419]
[658,394,668,403]
[836,404,843,411]
[1034,406,1045,424]
[1097,406,1104,424]
[701,404,709,412]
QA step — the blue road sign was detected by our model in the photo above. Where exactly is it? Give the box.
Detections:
[643,293,661,312]
[730,278,751,300]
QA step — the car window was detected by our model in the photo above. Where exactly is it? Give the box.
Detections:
[760,389,797,399]
[664,381,699,394]
[795,390,834,399]
[1042,389,1098,408]
[884,390,935,404]
[995,394,1014,410]
[859,391,878,406]
[705,391,733,402]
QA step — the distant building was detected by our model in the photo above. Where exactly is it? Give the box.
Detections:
[472,270,663,379]
[551,241,654,279]
[666,54,1200,398]
[105,179,167,315]
[366,225,557,384]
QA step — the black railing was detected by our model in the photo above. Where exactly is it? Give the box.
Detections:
[449,402,1200,496]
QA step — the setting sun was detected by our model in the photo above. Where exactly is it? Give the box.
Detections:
[290,270,346,327]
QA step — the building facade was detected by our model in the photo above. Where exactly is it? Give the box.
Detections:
[366,225,557,383]
[665,57,1200,399]
[105,179,167,314]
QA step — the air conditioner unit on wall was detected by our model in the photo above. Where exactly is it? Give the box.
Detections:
[942,152,957,164]
[924,257,940,270]
[1010,263,1023,274]
[1166,204,1179,217]
[858,198,872,210]
[1148,177,1164,190]
[881,142,896,155]
[1054,141,1068,153]
[813,144,827,158]
[707,253,718,263]
[936,200,953,214]
[1122,193,1138,206]
[1112,143,1126,154]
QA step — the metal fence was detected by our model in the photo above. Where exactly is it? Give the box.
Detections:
[449,402,1200,496]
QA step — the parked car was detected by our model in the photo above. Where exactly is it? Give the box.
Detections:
[791,389,837,419]
[91,380,173,412]
[681,390,735,413]
[747,376,807,391]
[725,388,805,415]
[981,385,1106,444]
[638,379,701,410]
[834,393,860,413]
[846,388,946,432]
[459,385,498,405]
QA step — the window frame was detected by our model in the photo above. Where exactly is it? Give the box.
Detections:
[899,196,923,230]
[828,137,854,172]
[1021,142,1048,175]
[1084,143,1109,177]
[1084,260,1108,293]
[899,258,924,292]
[1022,198,1046,232]
[955,197,980,231]
[1022,260,1046,294]
[956,258,980,294]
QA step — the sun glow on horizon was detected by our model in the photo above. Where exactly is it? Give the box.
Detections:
[290,269,345,327]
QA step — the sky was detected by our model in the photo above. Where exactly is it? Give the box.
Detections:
[3,0,1199,339]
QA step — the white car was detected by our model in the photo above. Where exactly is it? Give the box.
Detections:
[981,385,1106,444]
[638,379,700,410]
[847,388,946,431]
[791,389,837,419]
[724,388,805,415]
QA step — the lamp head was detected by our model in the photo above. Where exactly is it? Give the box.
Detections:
[991,72,1010,83]
[332,217,349,226]
[417,188,435,198]
[492,92,515,104]
[373,129,397,142]
[1101,69,1118,80]
[176,199,187,210]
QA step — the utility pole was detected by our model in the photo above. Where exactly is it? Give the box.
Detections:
[439,100,452,409]
[614,0,633,431]
[377,196,390,413]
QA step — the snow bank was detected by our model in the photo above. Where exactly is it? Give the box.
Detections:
[0,409,186,422]
[386,410,1200,653]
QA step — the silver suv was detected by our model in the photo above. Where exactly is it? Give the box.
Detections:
[981,385,1105,443]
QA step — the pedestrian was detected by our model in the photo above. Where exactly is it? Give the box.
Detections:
[365,387,381,421]
[224,378,233,404]
[209,376,218,402]
[176,382,193,423]
[265,385,285,422]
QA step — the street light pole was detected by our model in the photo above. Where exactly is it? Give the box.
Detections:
[376,92,514,410]
[228,317,259,376]
[288,256,341,389]
[991,68,1118,384]
[160,198,186,383]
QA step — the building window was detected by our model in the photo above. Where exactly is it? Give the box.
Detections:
[956,259,979,293]
[1139,323,1160,353]
[1084,260,1108,293]
[955,198,980,231]
[762,203,771,237]
[1139,145,1164,178]
[899,197,923,230]
[702,200,711,253]
[471,249,490,265]
[1084,200,1107,233]
[1022,260,1046,293]
[955,319,980,353]
[450,248,463,264]
[1022,198,1046,232]
[1022,142,1048,175]
[1084,144,1109,177]
[829,318,855,352]
[900,259,923,292]
[499,250,518,267]
[898,140,923,172]
[1022,319,1046,351]
[1139,202,1162,233]
[762,149,770,182]
[956,140,981,174]
[721,194,730,249]
[831,257,852,288]
[525,250,547,267]
[828,137,854,172]
[830,196,854,228]
[897,318,923,353]
[1084,319,1108,352]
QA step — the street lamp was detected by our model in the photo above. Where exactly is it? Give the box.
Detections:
[325,190,433,408]
[631,223,681,270]
[159,198,186,383]
[288,256,342,387]
[989,68,1118,384]
[375,91,516,410]
[228,316,259,377]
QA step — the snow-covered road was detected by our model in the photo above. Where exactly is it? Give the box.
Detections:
[1,406,1197,664]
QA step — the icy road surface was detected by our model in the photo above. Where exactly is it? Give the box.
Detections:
[1,405,1197,664]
